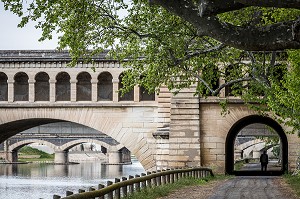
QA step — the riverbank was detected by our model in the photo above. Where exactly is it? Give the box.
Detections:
[18,146,54,162]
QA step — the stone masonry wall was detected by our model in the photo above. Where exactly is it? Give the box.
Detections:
[168,87,201,168]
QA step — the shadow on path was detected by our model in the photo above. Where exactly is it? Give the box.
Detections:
[208,176,297,199]
[234,162,283,176]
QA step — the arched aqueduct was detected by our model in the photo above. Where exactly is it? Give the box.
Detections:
[0,50,299,174]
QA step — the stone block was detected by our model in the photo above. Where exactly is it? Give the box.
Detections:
[209,148,225,155]
[217,143,225,149]
[209,136,225,143]
[179,144,190,149]
[203,142,217,149]
[203,154,217,161]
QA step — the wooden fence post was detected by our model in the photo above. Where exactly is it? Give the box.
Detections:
[128,175,134,194]
[157,170,161,186]
[135,175,140,192]
[66,191,73,196]
[146,172,152,188]
[107,181,113,199]
[122,177,128,197]
[98,184,105,199]
[141,173,146,189]
[115,178,121,199]
[152,171,157,186]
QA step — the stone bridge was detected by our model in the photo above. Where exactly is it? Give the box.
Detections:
[0,50,299,174]
[0,132,128,164]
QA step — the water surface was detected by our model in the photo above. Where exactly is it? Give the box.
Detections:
[0,159,144,199]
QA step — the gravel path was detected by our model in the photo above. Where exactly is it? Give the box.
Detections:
[159,176,298,199]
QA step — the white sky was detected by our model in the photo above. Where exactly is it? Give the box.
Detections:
[0,2,59,50]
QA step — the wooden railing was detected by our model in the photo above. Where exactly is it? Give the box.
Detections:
[52,167,214,199]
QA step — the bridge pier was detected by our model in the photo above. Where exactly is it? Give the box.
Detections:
[234,149,243,161]
[54,151,69,164]
[107,149,122,164]
[4,151,18,163]
[253,150,261,159]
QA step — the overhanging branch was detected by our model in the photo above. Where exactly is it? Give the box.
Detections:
[150,0,300,51]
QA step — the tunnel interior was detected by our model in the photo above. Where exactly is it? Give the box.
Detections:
[225,115,288,176]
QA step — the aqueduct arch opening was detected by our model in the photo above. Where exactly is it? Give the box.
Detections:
[225,115,288,175]
[0,109,156,170]
[9,139,56,152]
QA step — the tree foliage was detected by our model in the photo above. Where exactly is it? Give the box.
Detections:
[1,0,300,132]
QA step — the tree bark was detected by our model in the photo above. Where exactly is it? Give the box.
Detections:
[150,0,300,51]
[196,0,300,16]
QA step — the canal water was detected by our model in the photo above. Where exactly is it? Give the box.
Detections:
[0,159,145,199]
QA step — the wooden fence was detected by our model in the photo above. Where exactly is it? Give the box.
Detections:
[52,167,214,199]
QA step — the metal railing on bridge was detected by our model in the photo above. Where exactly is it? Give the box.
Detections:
[52,167,214,199]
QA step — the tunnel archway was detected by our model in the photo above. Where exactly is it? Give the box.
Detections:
[225,115,288,175]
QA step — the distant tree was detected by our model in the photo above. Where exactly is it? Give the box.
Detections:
[1,0,300,131]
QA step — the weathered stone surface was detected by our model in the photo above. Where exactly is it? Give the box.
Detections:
[0,50,300,173]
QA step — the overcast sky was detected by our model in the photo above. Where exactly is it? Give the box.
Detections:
[0,2,58,50]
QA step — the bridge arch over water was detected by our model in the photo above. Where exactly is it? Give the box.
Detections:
[6,137,126,163]
[9,139,57,151]
[0,105,157,170]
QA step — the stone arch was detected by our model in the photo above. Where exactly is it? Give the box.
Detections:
[56,72,70,101]
[59,138,113,151]
[14,72,29,101]
[8,139,57,152]
[0,72,8,101]
[98,72,113,101]
[76,72,91,101]
[225,115,288,175]
[119,73,134,101]
[35,72,50,101]
[242,142,268,159]
[0,108,157,170]
[236,139,265,151]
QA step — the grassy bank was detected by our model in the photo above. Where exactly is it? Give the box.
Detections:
[284,173,300,197]
[123,175,230,199]
[18,146,54,162]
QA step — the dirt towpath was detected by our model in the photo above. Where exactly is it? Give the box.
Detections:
[159,176,298,199]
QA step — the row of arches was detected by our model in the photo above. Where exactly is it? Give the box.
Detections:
[0,71,155,102]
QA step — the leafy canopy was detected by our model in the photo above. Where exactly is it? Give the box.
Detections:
[1,0,300,132]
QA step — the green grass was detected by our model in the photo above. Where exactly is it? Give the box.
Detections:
[123,175,230,199]
[284,173,300,197]
[18,146,54,161]
[234,161,244,171]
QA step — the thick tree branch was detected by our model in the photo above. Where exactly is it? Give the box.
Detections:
[235,0,300,9]
[197,0,246,16]
[169,43,226,66]
[150,0,300,51]
[196,0,300,16]
[212,77,253,96]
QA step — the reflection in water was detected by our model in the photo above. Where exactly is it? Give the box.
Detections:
[0,159,144,199]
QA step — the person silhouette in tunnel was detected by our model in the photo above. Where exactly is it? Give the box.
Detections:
[260,150,269,172]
